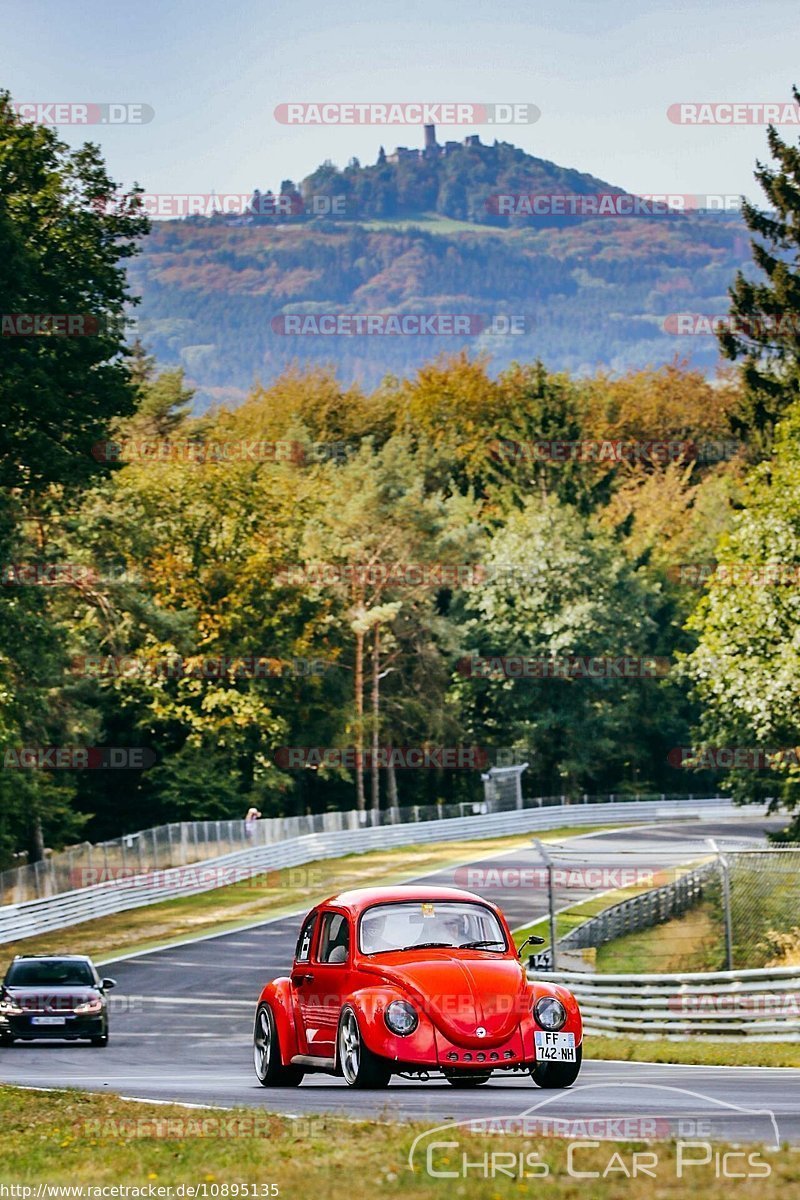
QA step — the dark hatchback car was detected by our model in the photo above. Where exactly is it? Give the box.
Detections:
[0,955,116,1047]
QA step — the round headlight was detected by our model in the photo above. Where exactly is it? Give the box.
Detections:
[534,996,567,1031]
[384,1000,418,1036]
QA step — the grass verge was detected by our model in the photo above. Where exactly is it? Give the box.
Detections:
[585,1034,800,1067]
[510,871,703,953]
[1,824,620,965]
[594,900,724,973]
[0,1085,794,1196]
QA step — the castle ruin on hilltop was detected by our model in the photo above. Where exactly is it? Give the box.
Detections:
[383,124,481,164]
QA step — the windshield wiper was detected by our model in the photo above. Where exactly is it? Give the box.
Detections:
[459,939,505,949]
[396,941,454,951]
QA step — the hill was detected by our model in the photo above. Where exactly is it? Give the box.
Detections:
[125,134,752,409]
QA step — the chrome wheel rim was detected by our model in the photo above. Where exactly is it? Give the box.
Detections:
[254,1007,271,1079]
[339,1010,360,1084]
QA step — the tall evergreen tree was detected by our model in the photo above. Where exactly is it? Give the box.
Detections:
[718,85,800,455]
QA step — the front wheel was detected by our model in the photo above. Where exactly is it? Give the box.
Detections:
[337,1007,391,1089]
[253,1004,304,1087]
[530,1044,582,1088]
[90,1034,108,1047]
[0,1033,14,1047]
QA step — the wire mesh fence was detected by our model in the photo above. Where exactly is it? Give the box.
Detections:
[530,842,800,974]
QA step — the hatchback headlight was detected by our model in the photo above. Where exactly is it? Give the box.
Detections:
[384,1000,418,1036]
[0,999,23,1016]
[74,998,103,1016]
[534,996,566,1031]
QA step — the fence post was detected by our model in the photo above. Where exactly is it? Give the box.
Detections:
[708,837,733,970]
[533,839,557,971]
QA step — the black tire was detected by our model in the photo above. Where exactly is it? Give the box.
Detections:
[0,1033,14,1047]
[90,1034,108,1047]
[253,1003,304,1087]
[530,1044,582,1088]
[337,1007,391,1089]
[444,1073,491,1088]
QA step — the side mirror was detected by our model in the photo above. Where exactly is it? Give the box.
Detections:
[517,934,546,958]
[101,978,117,990]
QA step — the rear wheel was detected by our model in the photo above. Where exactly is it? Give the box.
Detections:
[337,1007,391,1089]
[253,1004,304,1087]
[530,1045,582,1088]
[444,1073,491,1088]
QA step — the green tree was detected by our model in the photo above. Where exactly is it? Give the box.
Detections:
[0,90,148,864]
[718,86,800,455]
[683,398,800,828]
[453,495,673,795]
[0,91,148,490]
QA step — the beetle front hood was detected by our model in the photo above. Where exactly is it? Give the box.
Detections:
[367,953,529,1045]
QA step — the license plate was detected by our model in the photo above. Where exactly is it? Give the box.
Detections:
[535,1031,576,1061]
[31,1016,67,1026]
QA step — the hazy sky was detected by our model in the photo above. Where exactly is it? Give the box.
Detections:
[2,0,798,203]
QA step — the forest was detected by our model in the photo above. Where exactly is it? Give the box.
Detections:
[3,87,800,864]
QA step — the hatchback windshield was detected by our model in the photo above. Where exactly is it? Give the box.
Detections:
[360,901,507,954]
[5,960,95,987]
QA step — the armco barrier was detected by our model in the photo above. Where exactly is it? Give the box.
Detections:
[0,796,756,944]
[561,862,717,950]
[543,965,800,1040]
[0,791,734,904]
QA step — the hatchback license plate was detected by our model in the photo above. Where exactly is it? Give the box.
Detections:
[31,1016,66,1026]
[534,1031,576,1061]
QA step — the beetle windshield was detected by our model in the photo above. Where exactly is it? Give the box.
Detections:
[359,901,507,954]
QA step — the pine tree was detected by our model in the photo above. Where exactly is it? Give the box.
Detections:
[719,85,800,456]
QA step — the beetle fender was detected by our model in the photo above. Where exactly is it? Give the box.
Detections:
[256,977,299,1060]
[342,986,437,1063]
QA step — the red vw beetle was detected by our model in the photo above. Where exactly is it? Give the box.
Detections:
[253,885,582,1089]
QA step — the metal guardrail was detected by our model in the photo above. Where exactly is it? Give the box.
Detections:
[561,863,717,950]
[0,791,726,905]
[543,965,800,1040]
[0,796,751,945]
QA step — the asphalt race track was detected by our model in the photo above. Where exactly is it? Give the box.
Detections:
[2,817,799,1145]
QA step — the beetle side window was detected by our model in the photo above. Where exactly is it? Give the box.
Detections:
[295,913,316,962]
[316,912,350,964]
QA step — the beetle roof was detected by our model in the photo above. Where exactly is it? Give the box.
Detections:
[318,884,497,913]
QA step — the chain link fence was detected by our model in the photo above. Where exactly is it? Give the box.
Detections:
[533,842,800,974]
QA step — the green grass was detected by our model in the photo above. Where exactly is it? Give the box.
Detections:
[357,211,491,234]
[1,824,622,965]
[585,1034,800,1067]
[0,1085,796,1197]
[511,872,691,952]
[594,900,725,974]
